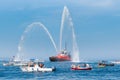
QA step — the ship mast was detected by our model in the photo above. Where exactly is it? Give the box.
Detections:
[65,41,67,50]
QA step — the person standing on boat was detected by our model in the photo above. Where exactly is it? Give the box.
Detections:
[77,65,80,69]
[71,64,76,68]
[39,63,44,68]
[86,64,90,67]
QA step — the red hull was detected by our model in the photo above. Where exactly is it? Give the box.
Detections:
[71,67,92,70]
[49,56,71,62]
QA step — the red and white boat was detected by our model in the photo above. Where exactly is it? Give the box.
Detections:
[49,49,71,62]
[71,64,92,70]
[49,43,71,62]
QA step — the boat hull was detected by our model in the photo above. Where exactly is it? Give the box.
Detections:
[105,64,114,66]
[98,63,114,67]
[20,66,55,72]
[71,67,92,70]
[111,61,120,64]
[49,57,71,62]
[3,61,27,66]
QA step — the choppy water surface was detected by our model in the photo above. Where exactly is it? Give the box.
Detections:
[0,61,120,80]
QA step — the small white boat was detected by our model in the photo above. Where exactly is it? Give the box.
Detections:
[13,61,28,66]
[111,61,120,64]
[20,63,55,72]
[3,61,28,66]
[3,55,28,66]
[3,62,14,66]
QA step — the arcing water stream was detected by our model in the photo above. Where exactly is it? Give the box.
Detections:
[17,22,57,60]
[60,6,80,62]
[16,6,79,62]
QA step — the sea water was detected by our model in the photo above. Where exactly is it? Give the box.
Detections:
[0,61,120,80]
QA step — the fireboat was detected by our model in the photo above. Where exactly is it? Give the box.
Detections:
[49,49,71,62]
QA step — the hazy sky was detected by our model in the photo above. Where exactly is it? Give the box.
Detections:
[0,0,120,60]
